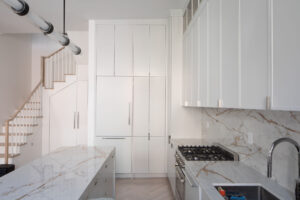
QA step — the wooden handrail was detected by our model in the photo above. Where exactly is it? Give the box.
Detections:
[44,47,65,59]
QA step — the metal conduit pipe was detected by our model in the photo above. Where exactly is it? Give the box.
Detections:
[2,0,81,55]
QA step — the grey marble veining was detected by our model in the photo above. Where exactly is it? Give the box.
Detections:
[199,108,300,192]
[0,146,115,200]
[172,139,294,200]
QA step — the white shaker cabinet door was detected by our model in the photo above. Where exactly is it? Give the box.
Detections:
[115,25,133,76]
[198,4,209,107]
[133,77,149,137]
[133,25,150,76]
[96,77,133,137]
[183,31,192,107]
[76,81,88,145]
[191,19,199,107]
[149,137,165,173]
[150,77,166,137]
[95,137,131,174]
[272,0,300,111]
[221,0,240,108]
[240,0,269,110]
[132,137,149,173]
[49,83,77,152]
[96,24,115,76]
[208,0,221,108]
[150,25,166,76]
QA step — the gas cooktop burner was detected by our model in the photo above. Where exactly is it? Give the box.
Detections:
[178,145,236,161]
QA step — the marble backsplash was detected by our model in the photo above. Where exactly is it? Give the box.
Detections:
[199,108,300,192]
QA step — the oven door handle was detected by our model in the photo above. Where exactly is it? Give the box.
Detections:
[182,169,197,187]
[176,167,185,183]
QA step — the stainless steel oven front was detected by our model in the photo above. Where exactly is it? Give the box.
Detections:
[175,152,185,200]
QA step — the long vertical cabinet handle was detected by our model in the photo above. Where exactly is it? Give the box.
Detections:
[128,103,131,125]
[73,112,76,129]
[77,112,80,129]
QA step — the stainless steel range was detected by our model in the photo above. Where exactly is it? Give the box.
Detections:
[175,144,239,200]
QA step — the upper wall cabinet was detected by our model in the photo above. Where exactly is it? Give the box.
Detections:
[182,0,300,111]
[240,0,269,110]
[150,25,167,76]
[115,25,133,76]
[272,0,300,111]
[95,21,166,77]
[96,24,115,76]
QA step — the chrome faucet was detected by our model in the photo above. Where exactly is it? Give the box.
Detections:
[267,137,300,200]
[267,137,300,178]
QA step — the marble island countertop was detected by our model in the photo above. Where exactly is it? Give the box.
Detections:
[0,146,115,200]
[172,138,295,200]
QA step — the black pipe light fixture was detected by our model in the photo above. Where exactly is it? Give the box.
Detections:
[2,0,81,55]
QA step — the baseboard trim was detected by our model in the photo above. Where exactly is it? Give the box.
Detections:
[116,173,167,178]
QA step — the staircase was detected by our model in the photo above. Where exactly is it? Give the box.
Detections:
[0,47,77,165]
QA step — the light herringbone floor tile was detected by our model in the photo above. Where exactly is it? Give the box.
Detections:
[116,178,174,200]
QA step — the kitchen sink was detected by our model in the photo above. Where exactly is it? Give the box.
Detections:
[214,185,280,200]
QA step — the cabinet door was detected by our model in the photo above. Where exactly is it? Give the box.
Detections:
[96,77,133,137]
[183,31,192,106]
[96,24,115,76]
[150,25,166,76]
[49,83,77,152]
[208,0,221,107]
[149,137,165,173]
[76,81,88,145]
[191,19,199,107]
[198,4,209,107]
[221,0,240,108]
[133,77,149,137]
[133,25,150,76]
[241,0,269,110]
[95,137,131,174]
[150,77,166,137]
[132,137,149,173]
[115,25,133,76]
[272,0,300,111]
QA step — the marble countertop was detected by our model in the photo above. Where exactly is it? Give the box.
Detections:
[172,138,295,200]
[0,146,115,200]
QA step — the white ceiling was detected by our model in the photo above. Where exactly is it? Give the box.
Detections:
[0,0,185,34]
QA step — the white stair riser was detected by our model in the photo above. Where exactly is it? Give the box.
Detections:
[0,146,20,154]
[0,158,14,164]
[0,136,27,143]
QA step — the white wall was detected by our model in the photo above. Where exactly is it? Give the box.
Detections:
[0,34,32,127]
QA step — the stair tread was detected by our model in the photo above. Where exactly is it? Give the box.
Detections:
[16,116,43,118]
[0,133,33,136]
[9,124,38,127]
[0,154,20,158]
[0,143,26,146]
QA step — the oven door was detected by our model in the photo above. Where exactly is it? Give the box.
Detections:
[175,166,185,200]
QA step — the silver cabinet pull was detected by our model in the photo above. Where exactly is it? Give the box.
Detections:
[73,112,76,129]
[77,112,80,129]
[266,96,271,110]
[148,132,150,140]
[128,103,131,125]
[102,137,126,140]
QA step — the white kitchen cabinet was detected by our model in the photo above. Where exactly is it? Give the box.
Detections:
[149,137,165,173]
[150,77,166,137]
[272,0,300,111]
[132,137,149,173]
[208,0,221,108]
[49,81,88,152]
[183,30,192,106]
[96,24,115,76]
[240,0,269,110]
[191,18,199,107]
[221,0,240,108]
[96,77,133,137]
[150,25,166,76]
[133,77,149,137]
[133,25,150,76]
[115,25,133,76]
[95,137,131,174]
[198,3,209,107]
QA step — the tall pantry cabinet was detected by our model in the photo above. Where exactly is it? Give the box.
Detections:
[91,20,167,176]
